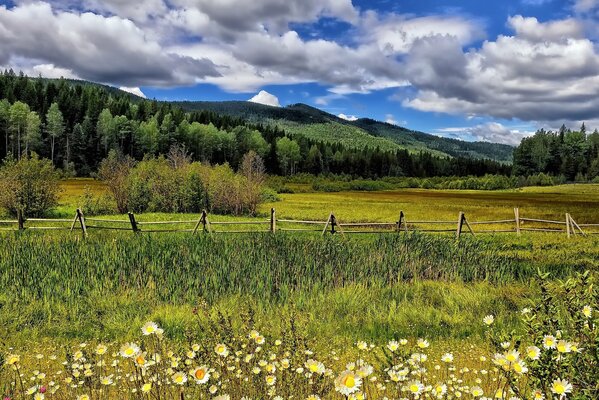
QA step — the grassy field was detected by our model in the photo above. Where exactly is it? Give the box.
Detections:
[1,180,597,398]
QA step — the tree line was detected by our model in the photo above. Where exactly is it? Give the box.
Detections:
[513,125,599,181]
[0,71,510,178]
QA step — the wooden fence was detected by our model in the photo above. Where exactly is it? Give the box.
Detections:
[0,208,597,239]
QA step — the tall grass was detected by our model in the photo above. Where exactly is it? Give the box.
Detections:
[0,232,539,304]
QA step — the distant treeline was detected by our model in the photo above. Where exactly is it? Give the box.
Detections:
[513,125,599,181]
[0,71,509,178]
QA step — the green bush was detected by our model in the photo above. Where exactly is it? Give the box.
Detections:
[0,154,60,217]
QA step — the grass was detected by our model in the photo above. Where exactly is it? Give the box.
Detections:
[1,179,597,398]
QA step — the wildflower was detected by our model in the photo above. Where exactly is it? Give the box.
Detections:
[141,321,159,336]
[483,315,495,326]
[33,395,44,400]
[215,343,229,357]
[100,375,113,385]
[441,353,453,363]
[357,341,368,350]
[551,379,572,397]
[265,375,276,386]
[5,354,19,366]
[399,339,408,345]
[213,396,230,400]
[505,350,520,363]
[191,365,210,384]
[305,359,325,375]
[532,389,544,400]
[407,380,424,395]
[387,340,399,352]
[357,364,373,378]
[95,344,108,355]
[526,346,540,360]
[172,371,187,385]
[556,340,571,354]
[583,305,592,318]
[471,387,484,397]
[434,384,447,396]
[416,338,429,349]
[512,360,528,374]
[119,343,140,358]
[141,383,152,393]
[306,396,321,400]
[335,370,362,396]
[543,335,556,349]
[500,341,511,349]
[77,396,90,400]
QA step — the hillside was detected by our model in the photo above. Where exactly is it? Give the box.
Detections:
[175,101,514,162]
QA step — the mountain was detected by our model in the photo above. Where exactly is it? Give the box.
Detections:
[173,101,514,162]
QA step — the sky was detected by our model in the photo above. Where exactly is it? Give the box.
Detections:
[1,1,599,145]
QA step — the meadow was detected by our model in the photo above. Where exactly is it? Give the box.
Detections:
[1,180,598,398]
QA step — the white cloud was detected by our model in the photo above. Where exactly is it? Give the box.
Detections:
[248,90,281,107]
[402,15,599,122]
[119,86,146,98]
[338,113,358,121]
[435,123,535,145]
[0,2,218,86]
[575,0,599,12]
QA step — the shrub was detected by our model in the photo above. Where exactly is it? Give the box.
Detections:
[0,154,60,217]
[97,150,136,213]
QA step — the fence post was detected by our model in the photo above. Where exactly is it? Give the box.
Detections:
[514,208,521,235]
[456,211,465,239]
[77,208,87,238]
[566,213,571,238]
[270,208,276,233]
[128,212,139,233]
[331,214,336,235]
[17,209,24,231]
[397,211,404,232]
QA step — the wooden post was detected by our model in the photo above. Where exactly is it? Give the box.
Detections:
[322,213,333,236]
[331,214,337,235]
[514,208,521,235]
[193,210,207,234]
[569,215,587,237]
[70,211,79,232]
[463,214,475,236]
[17,209,24,231]
[456,211,465,239]
[397,211,404,232]
[128,212,139,233]
[77,208,87,238]
[270,208,276,233]
[566,213,571,238]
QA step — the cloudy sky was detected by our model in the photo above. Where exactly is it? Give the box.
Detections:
[1,0,599,144]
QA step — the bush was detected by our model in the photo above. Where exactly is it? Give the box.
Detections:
[0,154,60,217]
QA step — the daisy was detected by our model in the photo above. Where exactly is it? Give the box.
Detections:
[471,386,484,397]
[335,370,362,396]
[483,315,495,326]
[387,340,399,352]
[556,340,571,354]
[141,321,159,336]
[265,375,276,386]
[119,343,140,358]
[543,335,556,349]
[417,338,429,349]
[526,346,540,360]
[305,359,325,375]
[583,305,592,318]
[141,383,152,393]
[191,365,210,384]
[551,379,572,397]
[215,343,229,357]
[172,371,187,385]
[407,380,424,395]
[441,353,454,363]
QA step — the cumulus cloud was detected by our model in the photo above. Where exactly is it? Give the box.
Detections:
[0,2,219,86]
[402,15,599,122]
[575,0,599,12]
[248,90,281,107]
[119,86,147,98]
[338,113,358,121]
[436,123,534,146]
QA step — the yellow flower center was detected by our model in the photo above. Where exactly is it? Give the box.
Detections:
[410,384,420,393]
[554,383,565,394]
[125,348,135,356]
[195,369,206,380]
[343,374,356,388]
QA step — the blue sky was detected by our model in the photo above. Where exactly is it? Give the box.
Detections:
[1,0,599,144]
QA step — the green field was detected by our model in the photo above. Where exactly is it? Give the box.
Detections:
[1,180,597,398]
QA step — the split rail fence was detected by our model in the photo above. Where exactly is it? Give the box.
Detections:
[0,208,598,239]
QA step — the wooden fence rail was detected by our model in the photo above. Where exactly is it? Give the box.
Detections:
[0,207,597,239]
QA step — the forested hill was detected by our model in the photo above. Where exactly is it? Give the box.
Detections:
[0,72,512,178]
[175,101,514,162]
